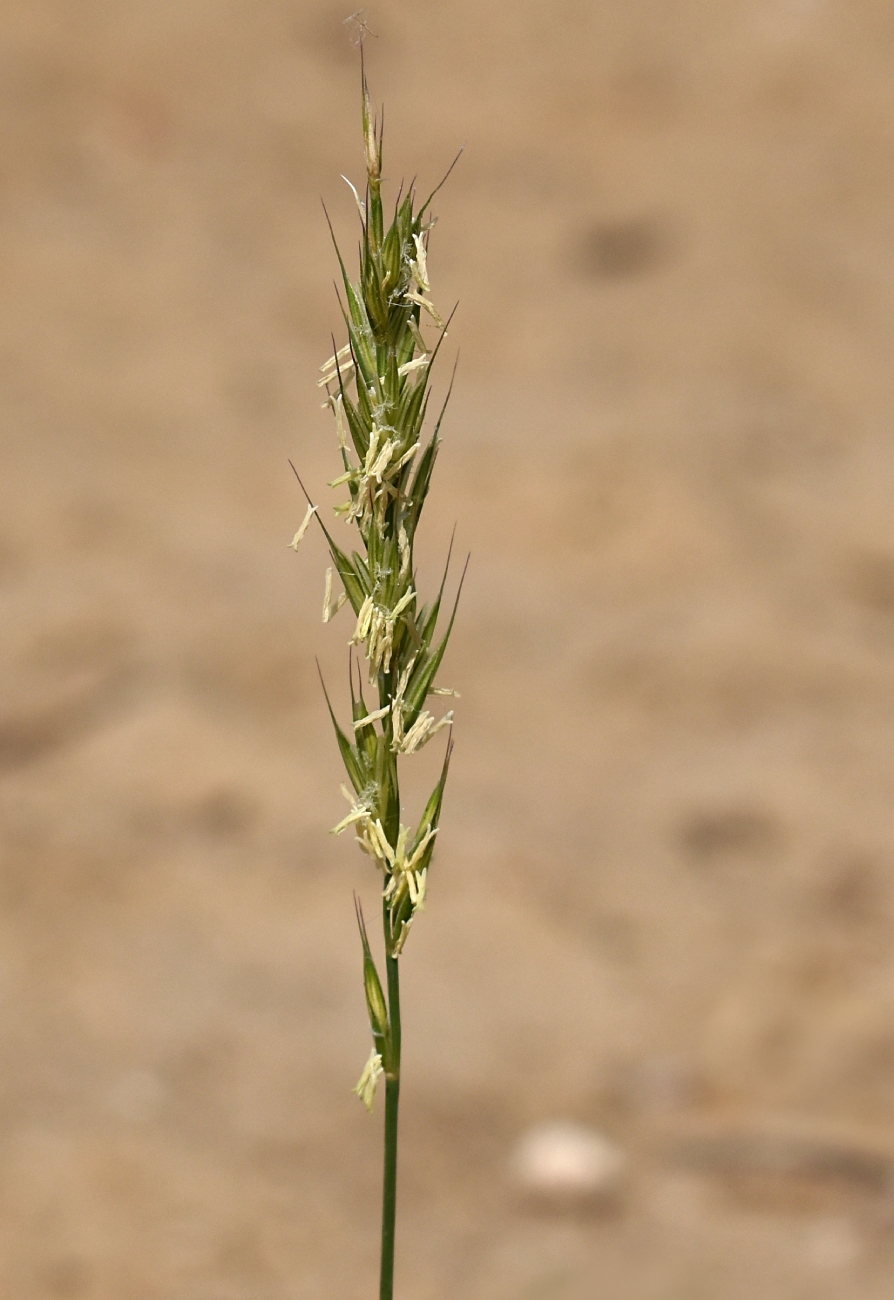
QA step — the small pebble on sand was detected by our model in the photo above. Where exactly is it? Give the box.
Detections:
[511,1121,627,1200]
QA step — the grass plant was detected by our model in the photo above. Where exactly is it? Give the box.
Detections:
[290,62,461,1300]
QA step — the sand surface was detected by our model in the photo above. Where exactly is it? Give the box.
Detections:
[3,2,894,1296]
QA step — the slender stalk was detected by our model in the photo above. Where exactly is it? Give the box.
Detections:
[380,952,401,1300]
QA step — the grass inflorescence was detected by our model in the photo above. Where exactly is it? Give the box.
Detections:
[290,62,461,1300]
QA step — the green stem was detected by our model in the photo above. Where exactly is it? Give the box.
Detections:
[380,952,401,1300]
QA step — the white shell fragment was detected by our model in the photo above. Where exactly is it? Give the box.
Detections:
[511,1121,627,1200]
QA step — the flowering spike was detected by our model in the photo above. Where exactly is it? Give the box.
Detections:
[292,92,462,1300]
[290,69,465,1300]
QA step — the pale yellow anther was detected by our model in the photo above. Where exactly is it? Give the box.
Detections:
[323,570,348,624]
[369,819,395,868]
[395,709,453,755]
[406,827,437,873]
[397,356,429,378]
[394,442,420,471]
[289,504,317,549]
[351,595,374,645]
[318,343,356,389]
[411,233,430,293]
[414,868,428,910]
[406,290,445,329]
[331,786,375,836]
[398,527,411,580]
[391,919,412,956]
[368,437,400,483]
[353,705,390,731]
[407,867,427,909]
[354,1049,383,1111]
[392,588,416,618]
[319,343,353,375]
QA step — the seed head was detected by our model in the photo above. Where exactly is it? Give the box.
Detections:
[291,76,462,1091]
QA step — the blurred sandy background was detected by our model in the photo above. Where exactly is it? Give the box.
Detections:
[3,1,894,1296]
